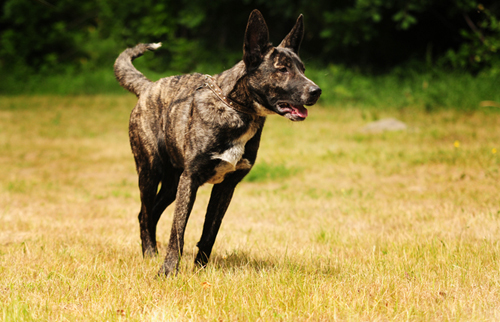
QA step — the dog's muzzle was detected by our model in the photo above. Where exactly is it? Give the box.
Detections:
[305,86,322,106]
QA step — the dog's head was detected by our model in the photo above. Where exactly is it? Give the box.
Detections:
[243,10,321,121]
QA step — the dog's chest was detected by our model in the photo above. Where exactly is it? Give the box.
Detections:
[207,123,259,184]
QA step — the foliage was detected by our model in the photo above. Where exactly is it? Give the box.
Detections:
[441,3,500,73]
[0,0,214,74]
[1,0,500,89]
[318,0,500,71]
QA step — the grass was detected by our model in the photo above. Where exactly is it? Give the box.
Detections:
[309,65,500,111]
[3,62,500,113]
[0,95,500,321]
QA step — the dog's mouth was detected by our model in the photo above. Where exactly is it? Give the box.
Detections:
[276,102,308,121]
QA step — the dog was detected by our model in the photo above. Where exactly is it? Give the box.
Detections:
[114,9,321,277]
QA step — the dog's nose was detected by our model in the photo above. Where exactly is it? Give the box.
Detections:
[309,86,322,98]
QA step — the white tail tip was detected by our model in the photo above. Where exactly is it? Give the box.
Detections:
[149,42,162,50]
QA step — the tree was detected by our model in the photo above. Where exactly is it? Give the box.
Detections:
[1,0,499,74]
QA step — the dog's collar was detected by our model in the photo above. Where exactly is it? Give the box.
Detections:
[203,75,252,115]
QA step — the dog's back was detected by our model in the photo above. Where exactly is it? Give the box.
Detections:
[128,72,208,171]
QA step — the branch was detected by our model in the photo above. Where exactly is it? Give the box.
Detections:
[463,13,485,43]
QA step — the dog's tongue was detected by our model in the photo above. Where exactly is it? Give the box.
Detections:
[291,105,308,118]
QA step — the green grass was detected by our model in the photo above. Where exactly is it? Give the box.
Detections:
[1,95,500,320]
[243,162,300,183]
[3,63,500,113]
[307,65,500,111]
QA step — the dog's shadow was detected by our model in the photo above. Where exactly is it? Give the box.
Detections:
[184,249,340,276]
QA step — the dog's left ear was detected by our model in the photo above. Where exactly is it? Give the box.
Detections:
[278,14,304,54]
[243,9,271,71]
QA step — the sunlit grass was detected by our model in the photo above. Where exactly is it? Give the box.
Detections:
[1,96,499,321]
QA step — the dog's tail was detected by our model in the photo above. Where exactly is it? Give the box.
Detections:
[114,43,162,96]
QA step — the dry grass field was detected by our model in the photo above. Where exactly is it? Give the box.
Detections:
[1,95,499,321]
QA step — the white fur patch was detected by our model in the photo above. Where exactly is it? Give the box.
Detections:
[208,122,259,184]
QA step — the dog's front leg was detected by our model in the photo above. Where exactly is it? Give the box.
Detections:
[158,172,199,277]
[195,171,247,267]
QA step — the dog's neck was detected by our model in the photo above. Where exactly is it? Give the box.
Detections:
[214,61,269,116]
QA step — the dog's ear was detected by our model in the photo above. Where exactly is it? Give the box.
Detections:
[243,9,271,71]
[278,14,304,54]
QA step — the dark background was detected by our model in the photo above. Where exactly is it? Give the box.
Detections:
[1,0,499,78]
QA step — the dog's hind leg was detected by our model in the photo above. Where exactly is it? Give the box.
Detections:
[144,168,181,252]
[159,172,199,277]
[137,161,181,258]
[137,167,162,257]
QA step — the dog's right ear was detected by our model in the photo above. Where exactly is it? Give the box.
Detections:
[278,14,304,54]
[243,9,271,71]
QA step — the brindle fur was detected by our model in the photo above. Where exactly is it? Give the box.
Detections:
[114,10,321,277]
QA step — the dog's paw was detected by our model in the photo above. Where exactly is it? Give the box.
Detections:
[141,241,159,258]
[157,263,177,278]
[157,252,180,278]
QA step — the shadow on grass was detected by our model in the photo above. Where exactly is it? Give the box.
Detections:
[203,250,341,276]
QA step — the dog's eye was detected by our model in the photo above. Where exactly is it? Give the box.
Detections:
[278,67,288,73]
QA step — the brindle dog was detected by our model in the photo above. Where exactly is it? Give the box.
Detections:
[114,9,321,277]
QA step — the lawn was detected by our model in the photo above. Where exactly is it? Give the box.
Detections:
[0,95,499,321]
